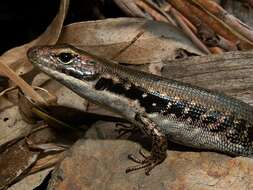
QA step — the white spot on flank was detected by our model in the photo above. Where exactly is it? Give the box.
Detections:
[167,102,172,108]
[124,83,131,90]
[142,93,148,98]
[184,107,190,114]
[190,101,197,106]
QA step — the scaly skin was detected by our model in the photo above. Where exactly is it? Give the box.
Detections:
[27,44,253,175]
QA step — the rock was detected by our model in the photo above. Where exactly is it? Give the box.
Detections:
[48,138,253,190]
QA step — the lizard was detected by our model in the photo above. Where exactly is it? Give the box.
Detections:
[27,44,253,175]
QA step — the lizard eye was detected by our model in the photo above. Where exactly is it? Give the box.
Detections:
[56,53,76,64]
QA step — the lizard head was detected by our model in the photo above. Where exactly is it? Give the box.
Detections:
[27,44,100,81]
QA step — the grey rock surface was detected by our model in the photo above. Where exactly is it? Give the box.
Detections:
[48,124,253,190]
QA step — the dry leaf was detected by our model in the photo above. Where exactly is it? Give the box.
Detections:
[0,140,40,189]
[58,18,203,65]
[0,106,33,146]
[32,74,89,113]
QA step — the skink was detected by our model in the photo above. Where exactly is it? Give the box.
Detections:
[27,44,253,175]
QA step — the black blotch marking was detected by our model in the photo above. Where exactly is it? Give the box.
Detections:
[95,78,253,149]
[188,105,206,122]
[95,78,214,126]
[225,118,252,146]
[234,119,252,146]
[125,85,143,100]
[95,78,113,90]
[180,104,207,123]
[95,78,168,113]
[141,92,168,113]
[216,115,234,133]
[247,124,253,142]
[234,119,247,132]
[202,111,219,125]
[163,101,186,118]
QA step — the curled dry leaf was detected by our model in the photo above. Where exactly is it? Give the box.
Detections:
[26,140,68,153]
[29,153,64,174]
[0,64,47,105]
[58,18,203,65]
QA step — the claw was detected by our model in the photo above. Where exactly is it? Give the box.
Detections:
[126,156,164,175]
[139,149,149,159]
[125,113,168,175]
[115,123,139,138]
[126,162,152,174]
[126,148,166,175]
[128,154,144,164]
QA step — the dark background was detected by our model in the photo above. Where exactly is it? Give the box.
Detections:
[0,0,123,54]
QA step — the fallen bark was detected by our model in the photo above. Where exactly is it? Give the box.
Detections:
[162,50,253,105]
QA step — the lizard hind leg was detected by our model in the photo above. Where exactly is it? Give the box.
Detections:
[125,113,168,175]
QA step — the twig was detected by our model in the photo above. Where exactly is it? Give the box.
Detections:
[113,0,146,17]
[170,7,210,54]
[169,0,241,50]
[180,13,197,33]
[191,0,253,44]
[0,61,47,105]
[135,0,168,22]
[112,29,145,60]
[139,0,177,26]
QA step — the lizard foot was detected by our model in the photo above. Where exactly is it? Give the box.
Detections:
[115,123,139,138]
[126,149,165,175]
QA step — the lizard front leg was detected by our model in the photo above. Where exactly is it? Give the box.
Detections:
[126,113,168,175]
